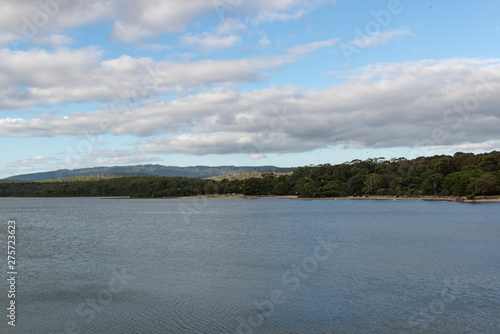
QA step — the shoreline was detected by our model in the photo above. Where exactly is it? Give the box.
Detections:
[2,195,499,203]
[173,194,500,203]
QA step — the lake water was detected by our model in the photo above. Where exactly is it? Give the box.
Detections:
[0,197,499,333]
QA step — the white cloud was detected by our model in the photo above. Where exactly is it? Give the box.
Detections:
[0,32,19,46]
[2,58,500,157]
[0,47,293,110]
[89,150,161,166]
[110,21,157,43]
[350,27,414,48]
[250,153,266,160]
[36,34,74,47]
[49,149,162,171]
[259,35,272,48]
[110,0,214,42]
[5,155,56,173]
[253,10,308,25]
[0,0,334,46]
[17,156,55,165]
[216,19,247,35]
[288,38,340,54]
[252,0,335,25]
[181,33,241,51]
[2,0,113,46]
[108,0,329,42]
[431,140,500,153]
[137,43,173,52]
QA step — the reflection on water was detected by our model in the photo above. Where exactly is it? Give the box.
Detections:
[0,198,499,333]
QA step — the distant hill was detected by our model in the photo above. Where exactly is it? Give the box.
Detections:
[3,165,296,181]
[37,173,152,183]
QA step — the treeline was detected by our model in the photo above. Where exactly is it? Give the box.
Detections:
[0,177,215,198]
[1,151,499,199]
[222,151,500,198]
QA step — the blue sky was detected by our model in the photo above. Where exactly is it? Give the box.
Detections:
[1,0,500,178]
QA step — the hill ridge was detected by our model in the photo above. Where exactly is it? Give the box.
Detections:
[4,165,296,181]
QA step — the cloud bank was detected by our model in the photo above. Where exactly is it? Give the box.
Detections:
[2,58,500,157]
[1,0,335,46]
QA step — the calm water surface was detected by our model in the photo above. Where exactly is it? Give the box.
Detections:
[0,198,499,333]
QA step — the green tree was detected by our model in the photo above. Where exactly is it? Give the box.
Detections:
[444,170,484,196]
[469,172,498,196]
[424,173,443,195]
[348,173,366,196]
[363,173,385,195]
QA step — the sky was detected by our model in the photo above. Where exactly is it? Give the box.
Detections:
[1,0,500,178]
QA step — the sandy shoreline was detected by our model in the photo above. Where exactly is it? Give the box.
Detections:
[174,194,500,203]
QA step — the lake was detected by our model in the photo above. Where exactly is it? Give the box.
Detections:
[0,198,499,333]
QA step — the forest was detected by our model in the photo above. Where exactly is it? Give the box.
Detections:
[1,151,499,199]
